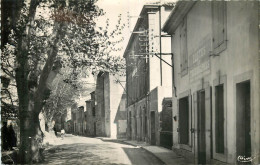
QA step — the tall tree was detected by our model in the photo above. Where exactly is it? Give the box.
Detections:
[1,0,125,163]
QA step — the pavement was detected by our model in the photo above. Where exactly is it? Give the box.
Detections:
[43,134,165,165]
[122,140,191,165]
[2,134,190,165]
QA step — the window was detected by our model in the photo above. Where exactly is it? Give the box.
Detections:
[236,81,251,157]
[212,1,227,54]
[92,107,96,117]
[179,96,189,144]
[180,18,188,76]
[215,84,224,153]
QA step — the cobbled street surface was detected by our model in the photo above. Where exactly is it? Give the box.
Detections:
[43,134,164,165]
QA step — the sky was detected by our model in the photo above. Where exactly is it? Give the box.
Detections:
[96,0,160,57]
[67,0,172,107]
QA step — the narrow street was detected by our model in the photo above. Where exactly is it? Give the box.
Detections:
[43,134,164,165]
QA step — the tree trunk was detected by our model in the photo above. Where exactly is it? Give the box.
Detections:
[19,109,44,163]
[14,1,66,162]
[15,0,42,163]
[18,22,64,163]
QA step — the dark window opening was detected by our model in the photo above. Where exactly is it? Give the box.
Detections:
[236,81,251,157]
[212,1,227,54]
[179,96,189,144]
[92,107,96,117]
[180,18,188,75]
[215,84,224,153]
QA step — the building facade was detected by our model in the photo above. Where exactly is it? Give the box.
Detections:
[85,91,96,137]
[160,97,173,149]
[71,104,84,136]
[95,71,126,138]
[124,4,173,146]
[114,93,127,139]
[163,1,259,164]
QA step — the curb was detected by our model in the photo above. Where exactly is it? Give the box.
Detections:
[122,141,167,165]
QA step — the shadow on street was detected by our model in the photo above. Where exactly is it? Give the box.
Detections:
[42,136,165,165]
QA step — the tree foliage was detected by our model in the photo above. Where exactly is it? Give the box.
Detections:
[1,0,125,163]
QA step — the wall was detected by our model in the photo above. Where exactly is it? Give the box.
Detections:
[109,74,126,139]
[170,1,259,164]
[104,73,110,137]
[95,73,105,136]
[114,93,127,139]
[85,93,96,137]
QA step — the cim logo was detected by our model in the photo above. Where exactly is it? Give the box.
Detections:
[237,155,252,163]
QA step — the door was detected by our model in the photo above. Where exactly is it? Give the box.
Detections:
[135,117,137,140]
[236,81,251,158]
[198,90,206,164]
[129,111,132,139]
[151,111,156,145]
[94,122,96,136]
[144,109,147,139]
[140,109,143,140]
[179,97,189,144]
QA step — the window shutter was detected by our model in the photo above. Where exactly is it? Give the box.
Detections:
[180,33,183,71]
[213,1,226,49]
[212,1,219,49]
[177,99,180,143]
[189,94,192,146]
[205,86,212,160]
[217,1,225,47]
[184,28,188,70]
[192,92,197,149]
[180,19,187,72]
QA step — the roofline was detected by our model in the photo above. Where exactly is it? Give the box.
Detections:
[123,4,160,58]
[162,1,196,34]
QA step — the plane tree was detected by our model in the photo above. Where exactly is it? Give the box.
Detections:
[1,0,125,163]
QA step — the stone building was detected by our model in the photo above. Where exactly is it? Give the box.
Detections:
[162,1,259,164]
[114,93,127,139]
[76,106,84,135]
[54,111,66,132]
[95,71,126,138]
[64,120,72,134]
[71,104,84,135]
[124,4,173,146]
[159,98,172,149]
[85,91,96,137]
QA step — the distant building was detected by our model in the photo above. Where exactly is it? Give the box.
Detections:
[64,120,72,134]
[163,1,259,164]
[159,98,172,149]
[95,71,126,138]
[71,103,78,135]
[123,4,173,146]
[114,93,127,139]
[54,111,66,132]
[85,91,96,137]
[76,106,84,135]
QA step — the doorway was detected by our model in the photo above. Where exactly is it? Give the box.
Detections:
[179,97,189,144]
[129,111,132,139]
[144,108,147,139]
[151,111,156,145]
[236,81,251,158]
[94,122,96,136]
[197,90,206,164]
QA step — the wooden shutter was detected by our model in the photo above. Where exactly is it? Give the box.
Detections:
[193,92,198,154]
[180,19,187,72]
[205,86,212,162]
[217,1,225,47]
[177,99,180,144]
[189,94,192,146]
[213,1,226,49]
[212,1,219,49]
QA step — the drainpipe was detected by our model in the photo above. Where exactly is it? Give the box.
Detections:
[172,51,177,97]
[159,6,162,86]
